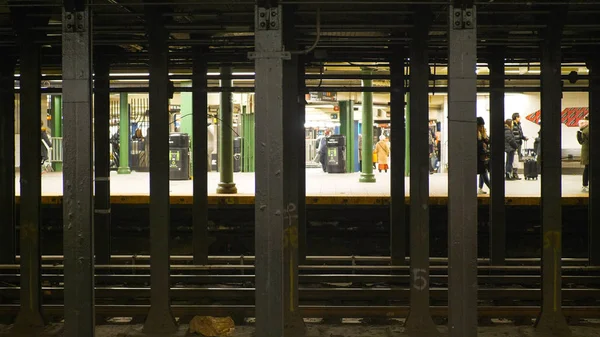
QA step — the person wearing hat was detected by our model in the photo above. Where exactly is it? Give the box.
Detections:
[477,117,491,194]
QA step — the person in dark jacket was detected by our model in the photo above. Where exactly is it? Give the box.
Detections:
[505,119,519,180]
[580,116,590,192]
[477,117,491,194]
[317,129,331,172]
[512,113,528,162]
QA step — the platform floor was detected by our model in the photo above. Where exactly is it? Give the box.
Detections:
[14,168,589,206]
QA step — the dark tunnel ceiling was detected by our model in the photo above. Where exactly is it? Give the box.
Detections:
[1,0,600,68]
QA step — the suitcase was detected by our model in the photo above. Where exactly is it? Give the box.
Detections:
[523,157,538,180]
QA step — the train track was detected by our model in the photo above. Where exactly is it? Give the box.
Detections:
[2,256,599,320]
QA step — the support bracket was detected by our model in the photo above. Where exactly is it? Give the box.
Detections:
[452,7,474,30]
[63,11,86,33]
[257,7,279,31]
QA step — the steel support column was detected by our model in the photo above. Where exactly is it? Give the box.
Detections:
[192,46,208,265]
[360,70,376,183]
[0,54,15,265]
[389,45,406,266]
[192,45,209,265]
[488,49,506,266]
[297,59,307,263]
[143,6,177,334]
[13,22,45,334]
[252,2,304,336]
[535,8,570,337]
[404,7,438,336]
[94,50,111,265]
[62,6,95,336]
[447,4,478,337]
[217,66,237,194]
[588,60,600,265]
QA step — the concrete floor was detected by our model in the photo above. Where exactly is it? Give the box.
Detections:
[18,167,589,198]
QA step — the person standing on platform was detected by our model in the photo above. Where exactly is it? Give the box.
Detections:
[375,134,390,173]
[512,112,528,167]
[358,134,362,171]
[505,119,519,181]
[579,116,590,192]
[317,129,331,172]
[41,121,52,164]
[477,117,491,194]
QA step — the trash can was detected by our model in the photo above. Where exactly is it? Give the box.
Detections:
[233,137,242,173]
[326,135,346,173]
[168,132,190,180]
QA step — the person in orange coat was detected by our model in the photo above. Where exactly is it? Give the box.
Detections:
[375,135,390,173]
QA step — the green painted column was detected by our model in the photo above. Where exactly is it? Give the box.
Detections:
[180,82,193,173]
[339,100,354,174]
[118,93,131,174]
[51,95,62,171]
[405,92,410,176]
[216,66,237,193]
[360,72,376,183]
[241,105,255,172]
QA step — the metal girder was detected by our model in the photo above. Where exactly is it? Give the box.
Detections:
[12,22,45,335]
[94,49,112,266]
[535,7,571,337]
[192,46,209,265]
[447,3,478,337]
[0,53,16,265]
[589,59,600,266]
[389,44,406,267]
[62,7,95,337]
[142,6,178,334]
[253,3,305,336]
[488,48,506,266]
[404,6,439,337]
[297,57,308,264]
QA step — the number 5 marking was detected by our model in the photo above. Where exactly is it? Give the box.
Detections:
[413,268,427,291]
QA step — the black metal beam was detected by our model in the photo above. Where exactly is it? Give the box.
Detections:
[62,7,95,337]
[447,3,478,337]
[297,57,307,264]
[253,3,305,336]
[588,59,600,266]
[534,7,571,337]
[142,6,177,334]
[389,44,406,267]
[0,53,16,265]
[12,21,45,334]
[488,48,506,266]
[192,45,209,265]
[94,49,112,266]
[404,6,438,337]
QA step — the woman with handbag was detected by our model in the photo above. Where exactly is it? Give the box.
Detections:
[477,117,491,194]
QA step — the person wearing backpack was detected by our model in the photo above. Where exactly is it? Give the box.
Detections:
[579,116,590,192]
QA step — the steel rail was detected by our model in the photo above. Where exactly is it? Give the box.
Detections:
[1,273,600,286]
[12,255,591,266]
[0,286,598,302]
[2,264,600,274]
[0,304,599,318]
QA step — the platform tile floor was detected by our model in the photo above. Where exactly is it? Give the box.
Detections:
[16,168,589,197]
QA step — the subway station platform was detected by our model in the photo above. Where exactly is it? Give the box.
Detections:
[16,168,589,206]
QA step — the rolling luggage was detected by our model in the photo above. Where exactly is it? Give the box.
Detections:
[523,157,538,180]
